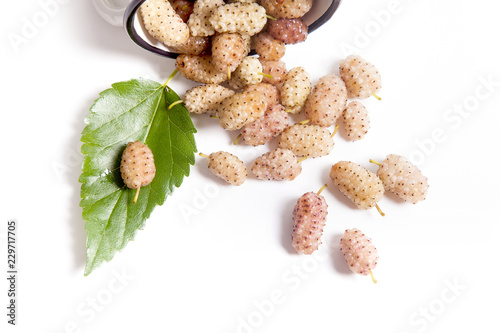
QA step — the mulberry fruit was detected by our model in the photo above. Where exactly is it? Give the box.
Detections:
[278,123,334,158]
[292,185,329,254]
[210,3,267,36]
[371,154,429,204]
[340,228,379,283]
[169,35,210,55]
[120,141,156,203]
[330,161,385,213]
[280,67,311,114]
[233,56,264,87]
[339,55,382,99]
[140,0,190,47]
[200,151,247,186]
[187,0,224,37]
[259,60,287,85]
[212,32,247,75]
[304,74,347,127]
[184,84,235,115]
[176,54,227,84]
[216,91,267,130]
[253,32,286,61]
[260,0,313,19]
[242,82,280,106]
[252,148,302,181]
[267,18,308,45]
[343,102,370,141]
[241,104,289,146]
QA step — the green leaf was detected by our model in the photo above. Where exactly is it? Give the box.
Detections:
[80,78,196,276]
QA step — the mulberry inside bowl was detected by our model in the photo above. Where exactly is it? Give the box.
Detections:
[124,0,342,59]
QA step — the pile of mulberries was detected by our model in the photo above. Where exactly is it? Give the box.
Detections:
[135,0,430,283]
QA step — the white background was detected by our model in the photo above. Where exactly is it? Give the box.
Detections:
[2,0,500,332]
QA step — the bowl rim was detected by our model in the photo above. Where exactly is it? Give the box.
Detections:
[124,0,342,59]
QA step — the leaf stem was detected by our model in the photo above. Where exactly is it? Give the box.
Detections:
[164,68,179,87]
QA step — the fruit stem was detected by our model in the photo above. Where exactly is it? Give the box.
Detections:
[133,187,140,204]
[299,119,311,125]
[164,68,179,87]
[375,204,385,217]
[331,124,339,138]
[168,100,184,110]
[209,115,218,119]
[369,159,382,166]
[317,184,328,195]
[227,67,232,81]
[297,156,307,163]
[199,153,210,158]
[266,14,277,21]
[233,134,242,145]
[372,92,382,101]
[369,269,378,284]
[258,72,273,79]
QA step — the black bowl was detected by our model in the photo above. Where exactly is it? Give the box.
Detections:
[124,0,342,59]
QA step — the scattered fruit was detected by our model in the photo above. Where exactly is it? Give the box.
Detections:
[330,161,385,214]
[278,123,335,158]
[200,151,247,186]
[292,184,328,254]
[241,103,289,146]
[343,101,370,141]
[340,228,379,283]
[280,67,311,114]
[252,148,302,180]
[216,91,267,130]
[304,74,348,127]
[184,84,235,115]
[340,55,382,99]
[134,1,429,284]
[371,154,429,203]
[176,54,227,84]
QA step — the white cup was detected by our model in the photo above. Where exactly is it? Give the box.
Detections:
[93,0,131,26]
